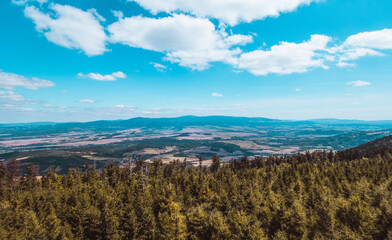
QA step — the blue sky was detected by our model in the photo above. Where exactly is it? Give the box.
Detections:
[0,0,392,123]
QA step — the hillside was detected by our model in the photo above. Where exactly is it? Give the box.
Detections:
[355,134,392,150]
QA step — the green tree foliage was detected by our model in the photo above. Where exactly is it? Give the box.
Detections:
[210,154,220,172]
[1,146,392,239]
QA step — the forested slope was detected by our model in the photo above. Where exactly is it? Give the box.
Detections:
[1,137,392,239]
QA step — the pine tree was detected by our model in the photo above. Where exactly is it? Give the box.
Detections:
[7,158,21,183]
[211,154,220,172]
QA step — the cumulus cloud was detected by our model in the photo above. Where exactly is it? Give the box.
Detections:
[336,48,383,67]
[16,2,392,76]
[0,70,55,90]
[77,71,126,81]
[108,14,253,70]
[236,27,383,75]
[150,62,167,72]
[344,28,392,50]
[347,80,371,87]
[78,73,116,81]
[339,48,383,62]
[24,4,107,56]
[236,35,331,75]
[79,99,95,103]
[129,0,319,26]
[212,92,223,97]
[112,71,127,78]
[336,28,392,67]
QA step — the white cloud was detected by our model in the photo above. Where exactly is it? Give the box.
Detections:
[0,91,26,102]
[78,73,115,81]
[0,70,55,90]
[150,62,167,72]
[79,99,95,103]
[165,48,240,70]
[112,71,127,78]
[12,0,47,5]
[108,14,253,70]
[0,90,41,106]
[112,104,136,110]
[347,80,371,87]
[0,104,33,112]
[224,34,254,46]
[236,35,331,75]
[129,0,319,26]
[344,28,392,50]
[112,10,124,20]
[16,2,392,76]
[339,48,383,62]
[87,8,106,22]
[77,71,127,81]
[41,103,55,108]
[108,14,218,52]
[40,104,64,109]
[24,4,107,56]
[336,48,383,67]
[295,88,301,92]
[212,92,223,97]
[336,28,392,67]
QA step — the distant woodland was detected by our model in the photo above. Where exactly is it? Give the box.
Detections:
[1,136,392,239]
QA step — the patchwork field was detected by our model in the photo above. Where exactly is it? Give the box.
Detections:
[1,116,392,174]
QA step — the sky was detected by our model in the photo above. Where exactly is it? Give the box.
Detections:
[0,0,392,123]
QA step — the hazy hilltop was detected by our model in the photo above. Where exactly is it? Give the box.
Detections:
[2,116,392,132]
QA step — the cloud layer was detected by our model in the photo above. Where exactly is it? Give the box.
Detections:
[16,2,392,76]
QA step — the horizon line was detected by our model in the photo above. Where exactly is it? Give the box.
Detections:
[1,115,392,125]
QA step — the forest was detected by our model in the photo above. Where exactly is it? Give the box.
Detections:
[1,137,392,239]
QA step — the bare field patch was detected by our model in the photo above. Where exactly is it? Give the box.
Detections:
[132,146,177,155]
[177,134,214,140]
[82,155,124,161]
[220,140,272,150]
[0,137,71,147]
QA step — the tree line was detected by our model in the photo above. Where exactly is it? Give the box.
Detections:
[1,144,392,239]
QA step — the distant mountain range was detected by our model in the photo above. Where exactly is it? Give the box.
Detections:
[1,115,392,131]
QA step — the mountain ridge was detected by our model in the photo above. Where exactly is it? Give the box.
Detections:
[1,115,392,129]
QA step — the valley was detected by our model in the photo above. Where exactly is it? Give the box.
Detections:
[1,116,392,174]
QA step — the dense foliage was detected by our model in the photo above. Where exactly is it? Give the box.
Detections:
[1,145,392,239]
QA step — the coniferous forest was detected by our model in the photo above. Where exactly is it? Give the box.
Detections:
[1,139,392,239]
